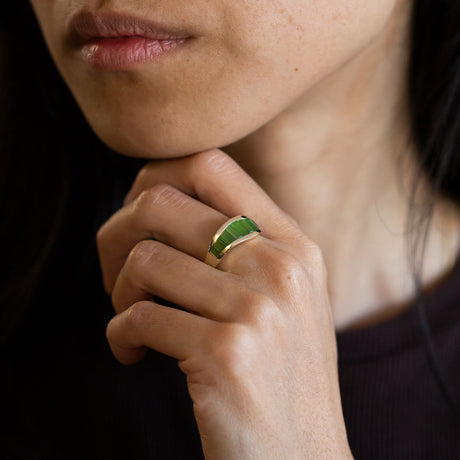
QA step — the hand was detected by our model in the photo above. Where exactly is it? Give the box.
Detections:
[97,149,353,459]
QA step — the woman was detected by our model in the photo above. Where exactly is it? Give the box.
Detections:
[1,0,459,458]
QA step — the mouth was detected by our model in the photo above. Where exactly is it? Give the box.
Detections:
[68,11,193,70]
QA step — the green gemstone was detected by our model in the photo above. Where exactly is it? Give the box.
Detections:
[210,217,259,258]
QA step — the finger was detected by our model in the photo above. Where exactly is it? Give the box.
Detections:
[106,300,215,364]
[110,238,264,322]
[97,183,232,293]
[123,149,302,241]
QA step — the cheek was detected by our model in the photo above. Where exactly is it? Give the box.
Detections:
[225,0,399,79]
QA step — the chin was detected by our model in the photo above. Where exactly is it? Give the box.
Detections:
[106,135,220,160]
[84,116,224,160]
[82,103,263,160]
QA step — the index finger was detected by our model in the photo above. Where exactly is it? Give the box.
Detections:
[123,149,302,242]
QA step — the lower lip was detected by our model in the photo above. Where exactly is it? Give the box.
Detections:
[79,36,188,70]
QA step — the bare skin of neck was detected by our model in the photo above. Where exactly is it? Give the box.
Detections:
[223,1,460,332]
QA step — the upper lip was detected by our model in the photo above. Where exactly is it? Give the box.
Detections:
[68,10,192,46]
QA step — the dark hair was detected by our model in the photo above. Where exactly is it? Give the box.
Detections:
[1,0,459,415]
[406,0,460,415]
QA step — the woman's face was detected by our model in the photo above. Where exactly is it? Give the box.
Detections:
[30,0,398,159]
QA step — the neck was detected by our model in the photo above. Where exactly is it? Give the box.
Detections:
[223,1,460,331]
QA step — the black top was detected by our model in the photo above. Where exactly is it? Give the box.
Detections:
[2,158,460,459]
[337,253,460,459]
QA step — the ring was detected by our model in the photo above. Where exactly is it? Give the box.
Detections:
[204,216,261,267]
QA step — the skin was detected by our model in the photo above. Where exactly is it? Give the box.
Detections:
[30,0,460,457]
[31,1,400,158]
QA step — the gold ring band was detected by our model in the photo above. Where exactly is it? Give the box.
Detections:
[204,216,261,268]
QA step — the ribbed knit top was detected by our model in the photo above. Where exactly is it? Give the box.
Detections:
[337,252,460,459]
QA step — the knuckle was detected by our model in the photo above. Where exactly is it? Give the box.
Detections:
[211,323,256,377]
[127,239,163,270]
[135,188,158,211]
[191,149,237,177]
[266,251,308,298]
[136,183,186,211]
[239,291,280,327]
[274,251,304,280]
[125,301,154,333]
